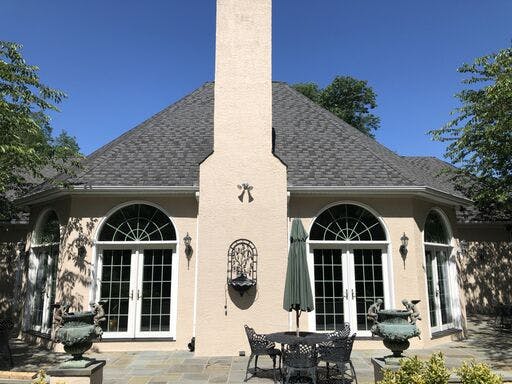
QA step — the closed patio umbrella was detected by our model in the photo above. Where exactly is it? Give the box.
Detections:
[283,218,314,336]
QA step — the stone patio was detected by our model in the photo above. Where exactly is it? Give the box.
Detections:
[2,315,512,383]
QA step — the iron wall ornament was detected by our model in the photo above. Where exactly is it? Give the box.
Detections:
[227,239,258,296]
[237,183,254,203]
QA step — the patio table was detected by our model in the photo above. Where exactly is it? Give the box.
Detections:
[266,331,330,346]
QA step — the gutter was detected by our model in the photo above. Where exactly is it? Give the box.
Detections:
[15,185,200,206]
[16,184,471,208]
[287,185,472,206]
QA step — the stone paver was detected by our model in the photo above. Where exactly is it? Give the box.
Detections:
[2,315,512,383]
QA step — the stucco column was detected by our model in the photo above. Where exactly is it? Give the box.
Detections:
[195,0,288,356]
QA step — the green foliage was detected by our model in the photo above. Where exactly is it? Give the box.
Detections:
[379,353,450,384]
[430,46,512,217]
[0,41,81,219]
[293,75,380,137]
[32,369,49,384]
[456,360,502,384]
[378,353,502,384]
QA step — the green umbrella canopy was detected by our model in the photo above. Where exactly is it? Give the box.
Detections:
[283,218,314,313]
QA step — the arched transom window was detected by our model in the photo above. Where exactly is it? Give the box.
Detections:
[33,211,60,245]
[424,210,449,244]
[99,204,176,242]
[310,204,386,241]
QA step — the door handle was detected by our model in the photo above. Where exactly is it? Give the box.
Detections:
[130,290,134,300]
[137,289,142,300]
[351,289,355,300]
[344,289,349,300]
[435,289,439,297]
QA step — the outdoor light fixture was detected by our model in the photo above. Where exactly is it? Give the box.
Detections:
[399,232,409,267]
[184,232,193,269]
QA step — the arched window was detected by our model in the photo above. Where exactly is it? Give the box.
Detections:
[99,204,176,242]
[424,209,456,332]
[424,210,449,244]
[310,204,386,241]
[309,203,389,335]
[29,210,60,333]
[95,203,178,338]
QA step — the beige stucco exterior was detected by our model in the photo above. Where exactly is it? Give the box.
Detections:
[2,0,510,359]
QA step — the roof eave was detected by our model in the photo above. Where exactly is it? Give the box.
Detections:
[287,185,472,206]
[15,185,200,207]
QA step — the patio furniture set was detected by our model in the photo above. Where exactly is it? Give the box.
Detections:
[244,324,357,384]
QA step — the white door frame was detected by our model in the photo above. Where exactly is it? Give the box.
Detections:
[424,243,456,333]
[307,241,391,337]
[94,241,178,339]
[29,244,59,333]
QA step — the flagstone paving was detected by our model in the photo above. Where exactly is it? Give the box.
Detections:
[2,315,512,383]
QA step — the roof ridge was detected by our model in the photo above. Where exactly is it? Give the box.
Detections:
[280,83,421,186]
[73,82,213,183]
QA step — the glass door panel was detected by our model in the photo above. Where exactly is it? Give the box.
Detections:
[353,249,384,331]
[425,247,453,332]
[313,249,346,331]
[32,250,48,330]
[137,249,173,335]
[425,250,437,327]
[436,251,452,325]
[100,249,134,336]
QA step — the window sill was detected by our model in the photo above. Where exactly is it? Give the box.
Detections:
[96,337,175,342]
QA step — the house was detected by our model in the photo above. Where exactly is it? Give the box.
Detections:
[3,0,510,357]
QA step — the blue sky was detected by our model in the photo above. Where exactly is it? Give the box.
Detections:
[2,1,511,158]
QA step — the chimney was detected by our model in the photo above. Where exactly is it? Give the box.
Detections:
[195,0,288,356]
[213,0,272,155]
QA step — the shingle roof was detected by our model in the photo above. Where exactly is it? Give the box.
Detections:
[28,82,467,199]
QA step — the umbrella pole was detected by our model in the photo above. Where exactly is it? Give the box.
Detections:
[296,309,300,336]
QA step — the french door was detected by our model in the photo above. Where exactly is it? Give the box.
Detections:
[30,245,58,333]
[96,246,177,339]
[309,245,390,337]
[425,247,453,332]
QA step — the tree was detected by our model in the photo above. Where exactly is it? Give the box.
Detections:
[293,76,380,137]
[430,46,512,217]
[0,41,81,220]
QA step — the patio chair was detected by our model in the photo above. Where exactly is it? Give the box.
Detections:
[244,325,282,383]
[317,333,357,383]
[282,343,317,384]
[0,318,14,368]
[320,322,351,345]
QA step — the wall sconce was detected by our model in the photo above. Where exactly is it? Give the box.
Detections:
[184,232,193,269]
[399,232,409,267]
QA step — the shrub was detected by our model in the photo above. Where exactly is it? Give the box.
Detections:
[456,360,502,384]
[378,353,503,384]
[379,353,449,384]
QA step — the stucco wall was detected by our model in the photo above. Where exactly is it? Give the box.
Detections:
[289,195,465,348]
[22,194,198,350]
[457,224,511,314]
[0,225,27,329]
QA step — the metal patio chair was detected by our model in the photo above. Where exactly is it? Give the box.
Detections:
[244,325,282,383]
[282,343,317,384]
[317,333,357,383]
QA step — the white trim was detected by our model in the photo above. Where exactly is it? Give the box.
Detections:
[305,201,393,336]
[288,185,471,206]
[93,200,179,243]
[91,201,180,340]
[422,208,461,336]
[16,186,198,206]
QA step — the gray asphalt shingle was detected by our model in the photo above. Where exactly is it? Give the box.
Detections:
[30,82,465,198]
